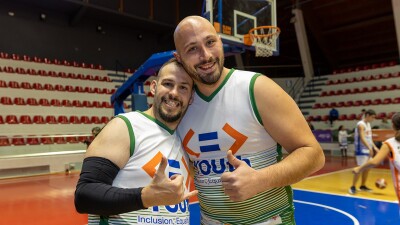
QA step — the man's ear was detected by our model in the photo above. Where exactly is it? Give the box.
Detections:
[173,52,181,63]
[150,79,157,95]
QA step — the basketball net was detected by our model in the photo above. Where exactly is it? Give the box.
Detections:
[248,26,280,57]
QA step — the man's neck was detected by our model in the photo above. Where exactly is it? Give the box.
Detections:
[144,108,178,130]
[195,67,230,97]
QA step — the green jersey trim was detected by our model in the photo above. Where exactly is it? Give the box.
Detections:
[116,115,135,157]
[195,68,235,102]
[138,111,175,135]
[249,74,263,125]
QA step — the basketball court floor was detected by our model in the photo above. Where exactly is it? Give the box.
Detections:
[0,155,399,225]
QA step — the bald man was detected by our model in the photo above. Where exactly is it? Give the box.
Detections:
[174,16,325,225]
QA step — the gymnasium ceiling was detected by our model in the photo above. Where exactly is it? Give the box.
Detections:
[3,0,399,77]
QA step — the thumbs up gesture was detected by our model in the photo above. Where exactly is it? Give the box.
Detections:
[221,150,259,201]
[141,156,198,207]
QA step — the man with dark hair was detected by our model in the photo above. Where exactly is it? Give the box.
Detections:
[74,58,197,224]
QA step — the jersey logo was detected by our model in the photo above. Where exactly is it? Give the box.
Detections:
[182,123,248,158]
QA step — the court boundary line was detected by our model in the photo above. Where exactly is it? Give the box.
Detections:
[293,188,398,204]
[294,199,360,225]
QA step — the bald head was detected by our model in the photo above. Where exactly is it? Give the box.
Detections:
[174,16,218,54]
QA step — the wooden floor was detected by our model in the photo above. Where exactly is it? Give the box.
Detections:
[0,155,398,225]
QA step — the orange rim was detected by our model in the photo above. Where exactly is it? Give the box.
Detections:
[249,26,280,38]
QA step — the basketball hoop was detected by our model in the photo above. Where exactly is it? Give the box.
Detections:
[243,26,281,57]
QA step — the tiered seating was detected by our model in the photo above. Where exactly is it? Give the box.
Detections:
[0,52,119,155]
[302,64,400,130]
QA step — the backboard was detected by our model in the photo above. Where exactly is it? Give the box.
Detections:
[202,0,278,55]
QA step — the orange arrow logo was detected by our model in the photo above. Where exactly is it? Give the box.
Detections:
[222,123,248,155]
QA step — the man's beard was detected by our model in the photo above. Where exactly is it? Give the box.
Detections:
[157,95,183,123]
[182,57,224,85]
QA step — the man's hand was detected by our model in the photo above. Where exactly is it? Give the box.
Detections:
[221,150,259,202]
[141,156,197,207]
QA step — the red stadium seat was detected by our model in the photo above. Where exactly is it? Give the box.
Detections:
[66,135,79,143]
[321,103,330,108]
[12,136,25,146]
[21,82,32,89]
[40,136,53,145]
[26,68,37,75]
[50,99,61,107]
[335,90,343,95]
[91,116,101,124]
[27,98,39,106]
[382,98,392,104]
[0,116,4,124]
[74,86,84,93]
[388,84,397,90]
[45,115,57,124]
[92,87,101,94]
[58,72,67,78]
[313,103,321,109]
[61,99,72,107]
[72,100,82,107]
[39,98,50,106]
[54,135,67,144]
[344,101,353,107]
[76,74,85,79]
[0,52,9,58]
[337,101,345,107]
[38,69,47,76]
[80,116,91,124]
[44,83,54,91]
[0,80,7,88]
[20,115,32,124]
[26,136,40,145]
[57,116,69,124]
[360,87,369,93]
[65,85,74,92]
[353,100,362,106]
[82,100,92,108]
[67,73,76,79]
[347,114,357,120]
[54,84,64,91]
[69,116,80,124]
[362,99,372,105]
[33,115,46,124]
[328,90,335,96]
[6,115,18,124]
[100,116,110,124]
[321,115,329,122]
[101,101,112,108]
[1,97,13,105]
[8,81,20,88]
[92,101,101,108]
[48,71,57,77]
[16,67,26,74]
[376,112,387,119]
[338,115,347,120]
[32,83,43,90]
[0,136,10,146]
[393,97,400,104]
[85,74,94,80]
[78,135,88,143]
[369,86,378,92]
[371,99,382,105]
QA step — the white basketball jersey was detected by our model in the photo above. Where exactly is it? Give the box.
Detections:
[177,69,294,225]
[354,120,373,155]
[384,137,400,202]
[89,111,190,225]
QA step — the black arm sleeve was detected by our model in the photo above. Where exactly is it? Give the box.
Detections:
[74,156,146,215]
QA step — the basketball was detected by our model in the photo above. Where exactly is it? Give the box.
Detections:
[375,178,387,189]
